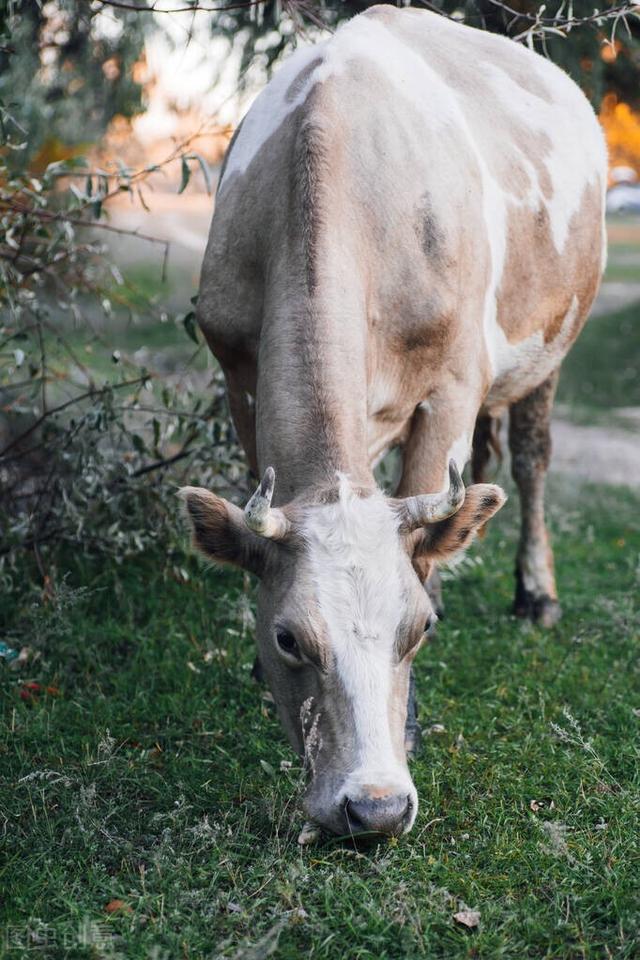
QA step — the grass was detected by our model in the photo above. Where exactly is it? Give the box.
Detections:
[603,243,640,284]
[557,299,640,413]
[1,477,639,959]
[555,221,640,426]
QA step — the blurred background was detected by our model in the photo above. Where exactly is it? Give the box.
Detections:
[1,0,640,585]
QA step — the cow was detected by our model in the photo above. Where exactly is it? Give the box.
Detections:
[180,5,607,838]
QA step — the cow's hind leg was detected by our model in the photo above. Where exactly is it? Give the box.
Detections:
[508,370,561,627]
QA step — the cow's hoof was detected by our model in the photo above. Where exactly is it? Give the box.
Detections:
[534,597,562,628]
[514,591,562,628]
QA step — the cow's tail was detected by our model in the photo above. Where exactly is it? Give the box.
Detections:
[471,414,503,484]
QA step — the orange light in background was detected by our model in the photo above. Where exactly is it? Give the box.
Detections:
[599,93,640,181]
[132,54,150,86]
[102,57,120,82]
[601,40,621,64]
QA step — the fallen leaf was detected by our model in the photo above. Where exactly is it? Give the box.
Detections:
[426,723,446,735]
[529,798,555,813]
[15,647,30,668]
[595,782,614,794]
[104,899,132,915]
[19,682,59,703]
[453,909,480,929]
[20,682,43,703]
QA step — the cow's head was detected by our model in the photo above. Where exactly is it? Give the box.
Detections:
[180,463,505,837]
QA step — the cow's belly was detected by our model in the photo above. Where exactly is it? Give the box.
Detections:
[483,335,568,413]
[483,290,587,414]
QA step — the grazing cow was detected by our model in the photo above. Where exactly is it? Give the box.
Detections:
[180,6,606,837]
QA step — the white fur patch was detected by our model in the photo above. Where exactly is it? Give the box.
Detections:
[485,295,580,410]
[520,535,555,597]
[484,59,606,253]
[303,477,416,813]
[218,42,329,189]
[219,12,460,192]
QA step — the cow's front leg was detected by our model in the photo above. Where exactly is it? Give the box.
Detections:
[397,392,480,611]
[224,365,259,476]
[508,370,561,627]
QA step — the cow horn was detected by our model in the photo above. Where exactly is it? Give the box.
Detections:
[396,460,465,532]
[244,466,291,540]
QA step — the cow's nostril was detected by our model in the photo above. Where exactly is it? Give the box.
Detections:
[344,794,411,836]
[343,799,366,834]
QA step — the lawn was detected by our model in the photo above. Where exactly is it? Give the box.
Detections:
[1,476,639,959]
[557,299,640,413]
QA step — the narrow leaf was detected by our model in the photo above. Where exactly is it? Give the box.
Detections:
[179,156,191,194]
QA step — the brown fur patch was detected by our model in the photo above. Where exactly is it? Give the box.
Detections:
[497,181,603,345]
[415,193,446,262]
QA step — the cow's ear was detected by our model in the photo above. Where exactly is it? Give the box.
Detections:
[411,484,506,567]
[179,486,270,577]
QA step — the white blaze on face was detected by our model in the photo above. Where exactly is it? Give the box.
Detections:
[303,476,415,802]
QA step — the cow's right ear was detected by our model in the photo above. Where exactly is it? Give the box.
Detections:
[410,483,506,568]
[179,486,270,577]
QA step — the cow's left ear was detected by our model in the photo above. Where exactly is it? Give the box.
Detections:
[411,484,506,566]
[179,486,272,578]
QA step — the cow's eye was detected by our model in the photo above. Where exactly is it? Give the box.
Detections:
[424,616,436,636]
[276,629,299,658]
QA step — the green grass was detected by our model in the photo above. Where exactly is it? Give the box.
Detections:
[557,299,640,413]
[1,478,639,959]
[604,243,640,284]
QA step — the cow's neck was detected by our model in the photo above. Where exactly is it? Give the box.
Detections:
[255,301,373,503]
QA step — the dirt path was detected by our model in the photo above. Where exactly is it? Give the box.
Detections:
[591,281,640,317]
[550,418,639,489]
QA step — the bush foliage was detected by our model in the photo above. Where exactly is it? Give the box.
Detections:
[0,3,245,589]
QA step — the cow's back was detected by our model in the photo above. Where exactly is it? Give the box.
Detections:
[200,6,606,419]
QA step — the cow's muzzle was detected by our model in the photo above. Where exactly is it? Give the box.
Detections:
[342,792,413,836]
